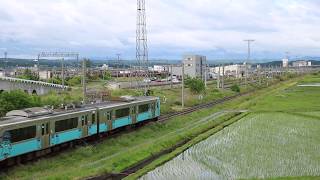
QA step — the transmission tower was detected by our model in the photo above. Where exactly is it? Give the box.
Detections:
[244,39,255,87]
[136,0,150,94]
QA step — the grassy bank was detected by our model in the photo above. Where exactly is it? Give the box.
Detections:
[136,74,320,180]
[0,74,305,179]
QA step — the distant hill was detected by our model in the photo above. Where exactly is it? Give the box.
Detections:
[258,60,320,67]
[1,57,319,68]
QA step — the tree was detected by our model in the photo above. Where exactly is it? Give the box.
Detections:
[17,69,39,81]
[185,77,205,94]
[0,90,41,117]
[101,71,112,80]
[48,77,62,84]
[67,76,82,86]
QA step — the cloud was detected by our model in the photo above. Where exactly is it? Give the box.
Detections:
[0,0,319,60]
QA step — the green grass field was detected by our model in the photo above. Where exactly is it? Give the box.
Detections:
[0,74,311,179]
[137,74,320,180]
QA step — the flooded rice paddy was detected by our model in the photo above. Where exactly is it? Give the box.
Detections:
[140,112,320,180]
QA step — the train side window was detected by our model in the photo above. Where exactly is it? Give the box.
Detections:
[104,112,111,120]
[131,107,136,114]
[8,126,37,143]
[41,124,45,135]
[138,104,149,113]
[91,114,95,124]
[115,108,129,118]
[46,123,49,134]
[55,118,78,132]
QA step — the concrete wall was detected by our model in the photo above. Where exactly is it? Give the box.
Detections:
[0,77,68,95]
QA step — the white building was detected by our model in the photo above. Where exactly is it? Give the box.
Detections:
[282,58,289,68]
[308,61,312,66]
[210,64,247,78]
[39,70,53,80]
[153,65,168,72]
[292,60,308,67]
[101,64,109,70]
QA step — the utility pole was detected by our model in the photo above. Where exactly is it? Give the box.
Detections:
[4,52,7,76]
[217,65,221,89]
[204,63,207,88]
[244,39,255,88]
[130,65,133,88]
[116,53,121,79]
[37,54,40,79]
[258,64,262,85]
[61,58,65,90]
[82,58,87,104]
[76,54,79,75]
[222,64,225,89]
[181,63,185,109]
[170,64,173,88]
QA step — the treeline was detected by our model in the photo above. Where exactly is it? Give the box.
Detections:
[0,90,82,117]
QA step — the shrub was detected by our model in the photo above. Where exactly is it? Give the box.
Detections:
[67,76,82,86]
[174,101,181,106]
[230,84,240,93]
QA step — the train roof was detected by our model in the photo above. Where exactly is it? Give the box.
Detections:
[0,96,158,128]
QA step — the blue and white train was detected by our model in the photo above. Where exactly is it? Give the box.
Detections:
[0,96,160,164]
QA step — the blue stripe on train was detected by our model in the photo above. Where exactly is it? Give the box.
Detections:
[51,129,82,146]
[137,111,152,122]
[99,123,108,132]
[88,123,108,135]
[0,138,41,161]
[112,116,132,129]
[89,124,97,135]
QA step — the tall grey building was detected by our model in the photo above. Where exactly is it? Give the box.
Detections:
[183,55,207,79]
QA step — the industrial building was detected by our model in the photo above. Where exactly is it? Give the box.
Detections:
[282,58,289,68]
[169,55,208,80]
[292,60,312,67]
[210,64,247,78]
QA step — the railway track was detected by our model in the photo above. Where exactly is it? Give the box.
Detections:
[0,87,253,172]
[88,92,253,180]
[158,90,251,122]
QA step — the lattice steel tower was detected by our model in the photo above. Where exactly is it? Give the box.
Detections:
[136,0,150,93]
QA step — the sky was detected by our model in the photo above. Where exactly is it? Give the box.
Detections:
[0,0,320,60]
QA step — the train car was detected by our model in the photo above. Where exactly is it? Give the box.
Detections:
[0,96,160,163]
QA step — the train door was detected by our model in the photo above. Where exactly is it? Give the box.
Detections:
[131,106,137,123]
[95,110,99,134]
[81,115,89,137]
[150,103,155,118]
[41,122,50,149]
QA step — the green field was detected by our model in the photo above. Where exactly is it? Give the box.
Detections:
[137,74,320,180]
[140,112,320,179]
[0,74,314,179]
